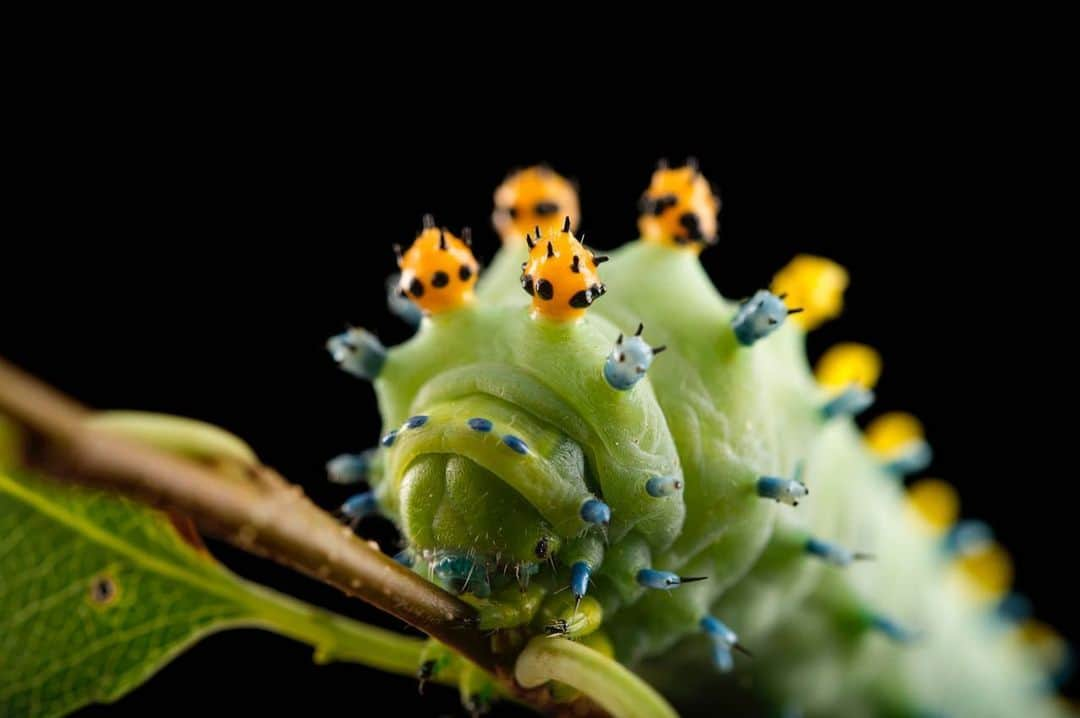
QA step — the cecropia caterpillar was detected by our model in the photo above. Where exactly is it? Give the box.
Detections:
[326,162,1073,717]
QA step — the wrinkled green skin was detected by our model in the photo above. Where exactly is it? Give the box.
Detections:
[370,241,1064,717]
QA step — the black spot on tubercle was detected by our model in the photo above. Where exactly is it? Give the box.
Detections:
[432,271,449,288]
[409,278,425,297]
[679,211,703,240]
[536,279,554,300]
[569,289,592,308]
[534,201,558,216]
[521,274,535,295]
[459,265,473,281]
[641,193,678,216]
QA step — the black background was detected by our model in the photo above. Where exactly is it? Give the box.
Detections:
[2,81,1073,715]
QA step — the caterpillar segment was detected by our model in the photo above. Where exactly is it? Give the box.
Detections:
[324,162,1071,717]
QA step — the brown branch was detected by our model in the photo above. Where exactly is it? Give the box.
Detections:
[0,355,556,706]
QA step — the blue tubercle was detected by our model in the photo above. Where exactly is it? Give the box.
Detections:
[710,643,734,672]
[502,434,529,454]
[701,615,738,646]
[405,415,429,429]
[701,615,745,673]
[1050,646,1076,690]
[996,593,1033,623]
[731,290,795,346]
[393,549,415,568]
[645,475,682,498]
[821,386,875,419]
[636,568,707,590]
[756,476,809,506]
[604,324,665,391]
[580,498,612,526]
[571,561,592,602]
[467,417,493,432]
[326,449,375,485]
[805,537,871,567]
[381,430,398,447]
[883,440,933,476]
[943,520,993,556]
[386,273,423,328]
[869,613,918,643]
[339,491,378,525]
[326,327,386,381]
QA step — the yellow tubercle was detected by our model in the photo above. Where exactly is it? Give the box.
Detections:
[637,162,719,251]
[954,542,1013,602]
[906,478,959,534]
[493,166,580,244]
[815,343,882,392]
[865,412,925,459]
[1015,620,1070,673]
[396,219,479,315]
[771,255,849,330]
[521,219,605,322]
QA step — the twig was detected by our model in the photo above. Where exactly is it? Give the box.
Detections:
[0,355,564,710]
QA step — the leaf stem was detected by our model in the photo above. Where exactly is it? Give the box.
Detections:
[234,577,436,680]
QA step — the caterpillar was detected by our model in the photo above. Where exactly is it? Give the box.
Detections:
[326,162,1073,717]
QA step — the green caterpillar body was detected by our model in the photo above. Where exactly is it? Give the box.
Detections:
[336,166,1069,717]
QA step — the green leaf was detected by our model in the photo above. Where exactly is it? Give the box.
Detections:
[0,467,448,718]
[0,471,258,717]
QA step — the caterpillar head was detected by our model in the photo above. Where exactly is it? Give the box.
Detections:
[638,159,720,251]
[493,165,580,244]
[520,217,606,321]
[395,216,479,315]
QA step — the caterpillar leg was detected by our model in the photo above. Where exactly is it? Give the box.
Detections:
[416,639,456,695]
[458,660,496,717]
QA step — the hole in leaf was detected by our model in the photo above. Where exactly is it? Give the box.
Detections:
[89,573,119,607]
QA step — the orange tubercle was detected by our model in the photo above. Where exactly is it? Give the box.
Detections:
[637,161,719,252]
[493,165,580,244]
[520,218,605,322]
[396,218,479,315]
